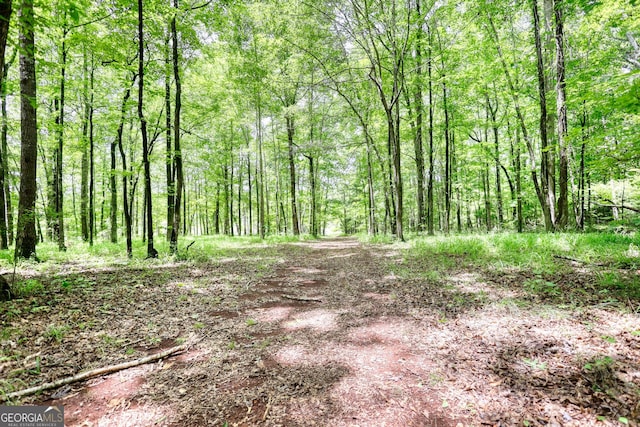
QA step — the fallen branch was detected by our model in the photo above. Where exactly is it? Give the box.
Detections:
[282,294,323,303]
[595,200,640,214]
[553,255,607,267]
[0,344,188,402]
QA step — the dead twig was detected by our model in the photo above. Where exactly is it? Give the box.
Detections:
[262,395,272,421]
[0,344,188,402]
[282,294,323,303]
[553,255,606,267]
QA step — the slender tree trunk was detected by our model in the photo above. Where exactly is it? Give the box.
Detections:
[165,28,174,243]
[554,0,569,229]
[170,0,183,253]
[286,114,300,236]
[531,0,555,230]
[1,50,11,244]
[117,76,134,257]
[487,12,548,230]
[53,26,67,251]
[15,0,38,259]
[516,127,523,233]
[138,0,157,258]
[413,0,425,232]
[0,0,11,250]
[578,102,587,230]
[366,135,376,235]
[427,25,434,236]
[257,103,265,238]
[306,155,317,237]
[80,47,89,241]
[88,58,95,247]
[108,52,117,244]
[487,92,503,227]
[442,77,451,233]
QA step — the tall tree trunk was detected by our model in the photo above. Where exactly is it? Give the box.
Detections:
[103,53,117,245]
[442,77,451,233]
[413,0,425,232]
[88,58,95,247]
[170,0,183,252]
[531,0,555,230]
[286,113,300,236]
[391,101,403,240]
[578,102,587,230]
[427,25,435,236]
[109,126,118,243]
[554,0,569,229]
[118,77,135,257]
[306,155,317,237]
[53,26,67,251]
[138,0,157,258]
[487,12,548,230]
[0,0,10,250]
[366,135,376,235]
[80,46,89,241]
[516,127,524,233]
[165,28,174,243]
[487,92,503,227]
[15,0,38,259]
[257,103,265,238]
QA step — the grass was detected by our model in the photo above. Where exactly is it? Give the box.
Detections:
[0,234,307,285]
[410,232,640,272]
[406,232,640,306]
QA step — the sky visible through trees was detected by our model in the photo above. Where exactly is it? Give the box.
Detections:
[0,0,638,257]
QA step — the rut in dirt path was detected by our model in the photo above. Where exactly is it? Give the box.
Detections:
[194,237,465,427]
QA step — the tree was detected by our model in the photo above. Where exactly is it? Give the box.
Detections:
[14,0,38,259]
[554,0,569,229]
[138,0,157,258]
[0,0,11,250]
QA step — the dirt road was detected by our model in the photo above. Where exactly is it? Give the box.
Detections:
[14,238,639,425]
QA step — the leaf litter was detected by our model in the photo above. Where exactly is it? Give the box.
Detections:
[0,238,638,426]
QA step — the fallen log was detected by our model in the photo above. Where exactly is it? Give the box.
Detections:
[0,344,188,402]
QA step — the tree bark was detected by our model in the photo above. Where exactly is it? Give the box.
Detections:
[413,0,425,232]
[88,58,95,247]
[118,75,135,258]
[138,0,157,258]
[487,12,548,231]
[170,0,183,253]
[554,0,569,229]
[0,0,11,250]
[53,26,67,251]
[15,0,38,259]
[531,0,555,230]
[487,91,503,227]
[286,113,300,236]
[80,46,90,241]
[165,28,174,243]
[426,24,434,236]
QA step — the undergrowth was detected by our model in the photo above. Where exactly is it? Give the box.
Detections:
[407,232,640,307]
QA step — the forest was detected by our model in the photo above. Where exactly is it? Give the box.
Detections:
[0,0,639,425]
[0,0,636,258]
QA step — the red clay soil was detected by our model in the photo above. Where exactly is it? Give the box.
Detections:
[1,238,638,426]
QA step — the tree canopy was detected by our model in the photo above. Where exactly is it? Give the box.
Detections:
[0,0,638,256]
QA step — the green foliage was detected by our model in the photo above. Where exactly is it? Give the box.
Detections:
[13,279,45,298]
[44,324,69,342]
[524,279,561,297]
[583,355,614,372]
